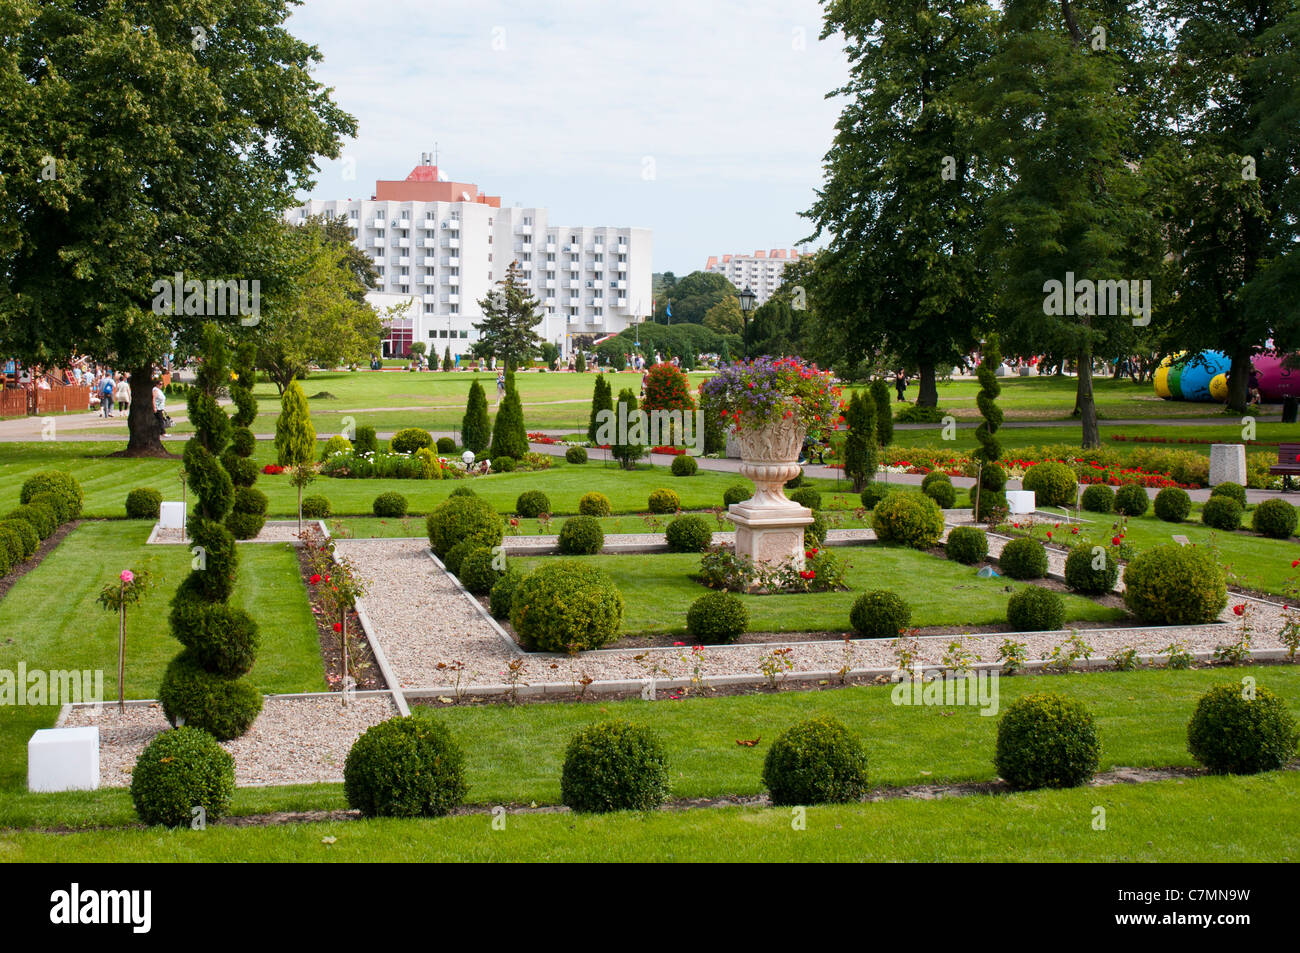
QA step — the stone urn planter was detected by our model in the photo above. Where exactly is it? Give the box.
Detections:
[727,417,814,570]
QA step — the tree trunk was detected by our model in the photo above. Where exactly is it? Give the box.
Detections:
[916,362,938,407]
[116,365,173,458]
[1077,347,1100,449]
[1225,352,1251,413]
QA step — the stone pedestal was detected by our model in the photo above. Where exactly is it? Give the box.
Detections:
[724,428,742,459]
[727,419,814,571]
[159,501,186,529]
[28,726,99,792]
[1209,443,1247,487]
[1005,490,1036,514]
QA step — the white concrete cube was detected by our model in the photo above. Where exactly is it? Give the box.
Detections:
[28,726,99,792]
[1208,444,1247,487]
[158,500,186,528]
[1006,490,1036,514]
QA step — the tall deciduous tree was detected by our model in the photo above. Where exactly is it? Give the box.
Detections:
[473,261,544,371]
[0,0,355,455]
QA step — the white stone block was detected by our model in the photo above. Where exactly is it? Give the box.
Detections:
[1005,490,1036,514]
[159,501,186,528]
[1208,444,1247,487]
[28,726,99,792]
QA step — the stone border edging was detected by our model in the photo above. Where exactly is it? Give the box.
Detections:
[425,549,521,654]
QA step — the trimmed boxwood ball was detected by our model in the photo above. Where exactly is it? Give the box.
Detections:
[226,510,266,541]
[318,434,352,460]
[560,721,669,813]
[390,427,434,454]
[565,445,588,465]
[1122,543,1227,625]
[344,715,468,818]
[7,502,56,539]
[1201,495,1242,531]
[158,652,263,741]
[426,496,503,559]
[372,491,409,518]
[1154,486,1192,523]
[20,470,83,519]
[493,456,517,472]
[1209,481,1248,508]
[998,537,1048,580]
[762,717,870,806]
[789,487,822,510]
[1006,585,1066,631]
[859,482,889,510]
[125,487,164,520]
[557,515,605,555]
[850,590,911,639]
[578,491,611,517]
[515,489,551,518]
[686,590,748,643]
[804,511,828,547]
[670,453,697,476]
[130,727,235,828]
[0,524,22,568]
[2,519,38,559]
[301,495,332,519]
[1063,544,1119,594]
[458,546,501,595]
[871,492,944,549]
[920,470,952,494]
[1187,684,1299,775]
[723,483,750,507]
[28,491,71,524]
[1113,483,1149,517]
[648,488,680,513]
[1080,483,1114,514]
[489,568,523,619]
[1251,498,1297,539]
[442,539,475,576]
[994,693,1100,789]
[1022,460,1078,507]
[449,486,477,498]
[436,436,456,454]
[510,561,624,652]
[945,526,988,565]
[666,514,712,553]
[923,480,956,509]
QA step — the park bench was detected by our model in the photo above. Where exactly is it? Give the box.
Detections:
[1268,443,1300,491]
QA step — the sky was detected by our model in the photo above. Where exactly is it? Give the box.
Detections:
[286,0,850,275]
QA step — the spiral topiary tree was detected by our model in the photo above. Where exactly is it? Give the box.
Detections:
[973,336,1005,520]
[158,325,262,740]
[224,343,265,539]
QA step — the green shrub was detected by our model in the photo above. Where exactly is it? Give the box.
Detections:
[648,488,679,514]
[1022,461,1078,507]
[301,495,332,519]
[789,487,822,510]
[945,526,988,565]
[1209,481,1247,508]
[390,428,433,454]
[871,492,944,549]
[762,717,870,806]
[354,425,379,454]
[125,487,163,520]
[723,484,750,507]
[2,519,37,559]
[1006,585,1066,631]
[785,467,804,489]
[998,537,1048,579]
[923,480,957,509]
[1201,495,1242,531]
[980,462,1007,492]
[1122,544,1227,624]
[671,454,698,477]
[1063,544,1119,594]
[443,540,475,576]
[436,436,456,454]
[449,486,477,498]
[8,502,56,539]
[489,568,523,619]
[28,491,71,524]
[849,590,911,639]
[578,491,611,517]
[229,426,256,457]
[565,445,589,465]
[457,546,500,595]
[220,449,258,487]
[859,482,890,510]
[157,652,263,741]
[560,721,669,813]
[169,598,260,676]
[920,471,952,494]
[130,727,235,828]
[344,716,468,818]
[666,514,713,553]
[515,490,551,518]
[1154,487,1192,523]
[493,456,517,473]
[1080,484,1114,513]
[686,590,748,643]
[804,511,828,547]
[510,561,624,651]
[1187,684,1299,775]
[426,496,504,558]
[1113,483,1150,517]
[0,524,22,570]
[372,491,409,518]
[994,693,1100,789]
[225,509,265,541]
[557,515,604,555]
[319,434,352,460]
[1251,498,1297,539]
[894,403,945,423]
[20,470,83,519]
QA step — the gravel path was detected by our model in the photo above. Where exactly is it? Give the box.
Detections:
[62,694,398,788]
[149,520,318,545]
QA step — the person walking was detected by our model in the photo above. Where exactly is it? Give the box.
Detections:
[894,369,908,402]
[114,374,131,413]
[99,371,116,417]
[496,368,506,407]
[152,378,167,434]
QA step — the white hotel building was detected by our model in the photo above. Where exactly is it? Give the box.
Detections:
[288,158,652,361]
[705,249,803,306]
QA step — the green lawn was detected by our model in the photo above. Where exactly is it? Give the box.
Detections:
[512,546,1128,636]
[0,521,325,790]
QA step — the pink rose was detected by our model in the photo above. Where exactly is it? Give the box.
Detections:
[120,570,134,584]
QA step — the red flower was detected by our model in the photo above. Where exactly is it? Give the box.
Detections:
[1071,526,1080,535]
[805,549,819,558]
[325,575,331,583]
[1111,537,1122,546]
[332,622,343,632]
[309,574,321,585]
[1292,560,1299,568]
[1233,604,1246,616]
[1046,531,1053,539]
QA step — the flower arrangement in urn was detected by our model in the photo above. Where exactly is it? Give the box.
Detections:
[700,357,839,437]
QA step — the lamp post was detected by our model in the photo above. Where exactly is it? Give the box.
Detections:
[737,286,757,359]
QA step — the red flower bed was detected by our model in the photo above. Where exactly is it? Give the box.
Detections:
[651,445,686,456]
[527,432,558,444]
[262,464,286,475]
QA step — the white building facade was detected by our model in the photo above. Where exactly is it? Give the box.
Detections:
[288,164,652,361]
[704,249,802,306]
